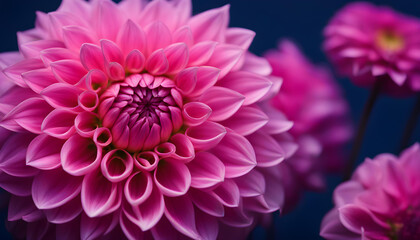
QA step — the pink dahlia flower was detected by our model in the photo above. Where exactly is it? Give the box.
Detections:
[0,0,296,239]
[324,2,420,95]
[321,143,420,240]
[264,40,352,211]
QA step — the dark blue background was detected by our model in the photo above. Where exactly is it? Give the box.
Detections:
[1,0,420,239]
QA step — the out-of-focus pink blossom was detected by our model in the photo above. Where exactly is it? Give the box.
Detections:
[321,143,420,240]
[0,0,297,239]
[324,2,420,96]
[265,40,352,211]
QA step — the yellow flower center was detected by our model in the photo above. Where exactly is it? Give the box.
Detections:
[376,30,405,52]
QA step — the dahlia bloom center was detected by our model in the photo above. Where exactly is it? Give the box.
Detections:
[376,29,405,53]
[99,74,181,152]
[394,208,420,240]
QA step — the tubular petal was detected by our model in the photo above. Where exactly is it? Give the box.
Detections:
[100,149,134,183]
[81,170,121,217]
[61,134,102,176]
[154,160,191,197]
[124,171,153,206]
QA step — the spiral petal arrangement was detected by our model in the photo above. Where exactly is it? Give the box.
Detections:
[0,0,297,239]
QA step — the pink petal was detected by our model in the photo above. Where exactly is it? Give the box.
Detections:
[188,41,217,66]
[251,168,285,213]
[3,58,44,87]
[339,205,386,236]
[125,50,145,73]
[225,28,255,49]
[61,134,102,176]
[63,26,96,51]
[151,216,183,240]
[388,69,406,86]
[169,105,183,131]
[124,171,153,206]
[212,131,257,178]
[55,220,81,240]
[142,123,162,150]
[200,86,245,121]
[164,43,189,74]
[210,179,240,207]
[189,66,220,97]
[41,109,76,139]
[134,151,159,171]
[101,149,134,183]
[0,86,37,115]
[206,44,244,78]
[235,170,265,197]
[219,71,272,105]
[1,98,52,134]
[173,26,194,47]
[117,20,146,56]
[44,195,82,224]
[144,21,172,55]
[158,112,172,142]
[145,49,169,75]
[51,60,88,85]
[22,69,59,94]
[169,133,195,162]
[0,172,32,196]
[74,112,99,138]
[221,106,268,136]
[182,102,212,126]
[154,142,176,158]
[41,83,82,111]
[26,134,64,170]
[128,184,165,231]
[95,0,124,41]
[101,39,124,66]
[187,152,225,189]
[164,195,199,239]
[188,5,229,43]
[32,168,82,209]
[81,170,121,217]
[80,43,105,71]
[195,209,219,240]
[84,69,108,93]
[80,213,118,240]
[93,127,112,147]
[321,209,361,240]
[139,0,177,31]
[78,90,99,112]
[154,159,191,197]
[19,40,64,58]
[8,195,38,221]
[119,211,148,240]
[174,67,197,95]
[248,131,286,167]
[185,121,227,151]
[220,202,253,227]
[40,47,78,66]
[0,133,38,177]
[242,52,272,76]
[189,189,224,217]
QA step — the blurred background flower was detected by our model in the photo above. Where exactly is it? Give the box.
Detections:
[321,143,420,240]
[0,0,420,239]
[324,2,420,96]
[265,40,352,212]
